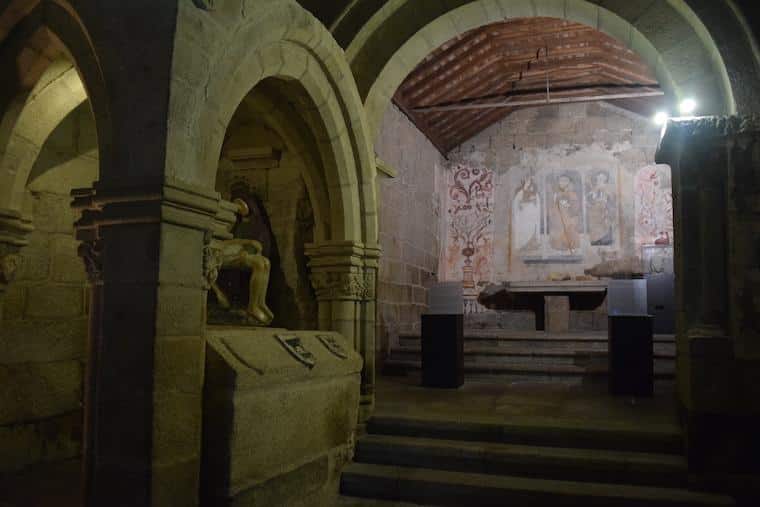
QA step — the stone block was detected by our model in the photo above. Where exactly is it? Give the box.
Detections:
[153,335,204,393]
[159,224,205,288]
[25,285,83,319]
[0,411,82,473]
[0,318,87,363]
[0,361,83,424]
[2,285,26,320]
[32,193,75,234]
[152,391,202,463]
[50,235,86,283]
[18,233,50,281]
[151,457,200,507]
[155,285,204,337]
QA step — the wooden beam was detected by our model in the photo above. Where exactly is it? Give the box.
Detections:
[412,90,665,113]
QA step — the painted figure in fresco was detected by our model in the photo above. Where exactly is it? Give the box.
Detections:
[549,173,581,253]
[586,170,616,246]
[210,198,274,326]
[512,176,542,254]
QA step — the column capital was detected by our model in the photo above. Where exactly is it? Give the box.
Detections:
[305,241,381,302]
[70,181,237,285]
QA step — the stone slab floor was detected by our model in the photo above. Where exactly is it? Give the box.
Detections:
[0,377,677,506]
[372,375,678,430]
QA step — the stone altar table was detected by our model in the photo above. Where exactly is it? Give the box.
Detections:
[202,326,362,506]
[479,280,608,332]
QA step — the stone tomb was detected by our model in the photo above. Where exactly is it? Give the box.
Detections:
[202,326,362,506]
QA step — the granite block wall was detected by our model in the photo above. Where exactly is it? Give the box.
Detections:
[0,104,96,472]
[375,105,446,359]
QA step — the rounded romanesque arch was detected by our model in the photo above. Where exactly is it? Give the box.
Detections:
[168,0,377,246]
[345,0,751,141]
[0,1,112,217]
[169,0,381,424]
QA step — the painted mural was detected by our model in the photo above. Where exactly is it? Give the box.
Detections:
[444,165,494,286]
[586,169,617,246]
[634,165,673,251]
[512,176,542,255]
[546,170,584,254]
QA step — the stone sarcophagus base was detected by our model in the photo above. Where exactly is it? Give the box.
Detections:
[202,326,362,507]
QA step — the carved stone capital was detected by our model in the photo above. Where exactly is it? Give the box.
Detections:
[310,270,373,301]
[305,241,381,301]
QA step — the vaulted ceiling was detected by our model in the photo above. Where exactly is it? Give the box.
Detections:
[393,17,664,154]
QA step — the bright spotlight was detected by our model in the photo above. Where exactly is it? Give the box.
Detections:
[679,98,697,115]
[653,112,669,126]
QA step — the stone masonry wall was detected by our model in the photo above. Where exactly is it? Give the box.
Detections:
[0,105,97,472]
[375,105,446,361]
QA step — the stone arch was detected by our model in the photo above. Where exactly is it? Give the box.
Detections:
[346,0,749,141]
[0,60,87,210]
[169,0,377,246]
[235,82,332,242]
[0,0,112,215]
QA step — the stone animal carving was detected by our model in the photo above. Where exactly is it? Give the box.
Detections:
[209,198,274,326]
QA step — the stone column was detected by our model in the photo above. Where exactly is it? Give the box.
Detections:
[71,180,224,506]
[306,241,380,423]
[656,116,760,473]
[0,208,33,320]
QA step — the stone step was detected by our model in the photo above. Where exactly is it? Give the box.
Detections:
[388,344,676,364]
[398,332,675,348]
[366,415,683,454]
[340,463,735,507]
[355,434,688,488]
[382,359,675,382]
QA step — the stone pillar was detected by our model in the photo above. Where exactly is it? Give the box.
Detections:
[306,241,380,423]
[0,208,33,320]
[656,116,760,474]
[71,180,224,506]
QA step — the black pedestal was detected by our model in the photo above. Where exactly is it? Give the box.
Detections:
[421,314,464,388]
[608,315,654,396]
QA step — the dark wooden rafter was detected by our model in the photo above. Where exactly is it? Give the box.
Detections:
[392,17,661,154]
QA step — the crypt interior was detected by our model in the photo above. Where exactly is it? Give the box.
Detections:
[1,1,759,506]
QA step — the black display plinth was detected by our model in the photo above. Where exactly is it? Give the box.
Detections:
[421,314,464,388]
[608,315,654,396]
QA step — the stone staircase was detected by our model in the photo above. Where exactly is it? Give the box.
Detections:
[382,331,676,385]
[339,415,736,506]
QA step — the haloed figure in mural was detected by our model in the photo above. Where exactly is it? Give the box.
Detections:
[586,170,616,246]
[512,176,542,254]
[548,173,582,253]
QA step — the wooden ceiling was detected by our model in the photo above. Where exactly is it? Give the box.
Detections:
[393,17,664,154]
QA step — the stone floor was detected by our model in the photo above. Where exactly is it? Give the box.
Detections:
[373,374,679,431]
[0,376,678,507]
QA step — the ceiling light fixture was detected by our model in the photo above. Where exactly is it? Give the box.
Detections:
[653,111,669,126]
[679,98,697,115]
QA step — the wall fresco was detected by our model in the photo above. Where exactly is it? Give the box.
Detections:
[634,164,673,252]
[444,165,494,287]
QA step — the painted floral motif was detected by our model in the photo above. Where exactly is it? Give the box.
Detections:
[444,165,494,286]
[635,165,673,250]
